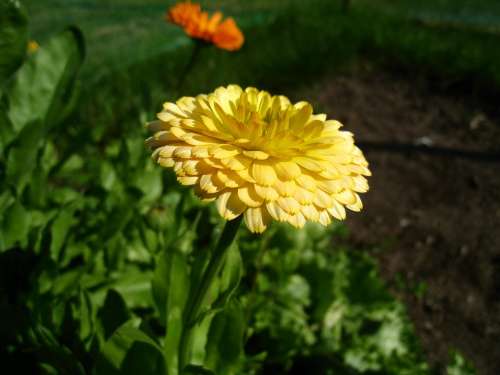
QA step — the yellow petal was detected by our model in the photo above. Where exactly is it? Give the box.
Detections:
[237,185,263,208]
[242,150,269,160]
[216,170,244,188]
[317,179,343,194]
[192,146,210,158]
[178,176,198,185]
[173,146,192,158]
[274,161,301,180]
[211,145,240,159]
[274,180,297,197]
[352,175,369,193]
[251,161,278,187]
[277,196,301,214]
[244,207,271,233]
[158,157,175,168]
[286,212,306,228]
[318,210,332,226]
[327,201,346,220]
[294,157,323,172]
[336,189,357,205]
[216,191,246,220]
[346,193,363,212]
[295,174,317,191]
[254,184,279,201]
[199,174,222,194]
[147,120,170,132]
[204,157,225,169]
[220,155,252,171]
[265,201,288,221]
[290,102,312,131]
[157,145,177,158]
[301,204,320,221]
[294,187,314,204]
[313,189,333,208]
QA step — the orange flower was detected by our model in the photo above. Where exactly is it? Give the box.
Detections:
[166,2,244,51]
[167,2,201,29]
[212,18,244,51]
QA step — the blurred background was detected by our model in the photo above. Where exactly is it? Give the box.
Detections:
[2,0,499,374]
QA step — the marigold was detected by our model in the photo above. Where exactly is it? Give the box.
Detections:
[27,40,39,53]
[146,85,370,233]
[166,2,244,51]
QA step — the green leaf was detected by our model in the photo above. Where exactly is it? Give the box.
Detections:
[97,289,131,341]
[183,365,215,375]
[152,248,190,375]
[5,120,44,194]
[100,161,118,191]
[97,320,163,375]
[92,267,154,309]
[212,244,242,310]
[204,302,245,374]
[1,199,30,250]
[51,268,83,297]
[0,102,16,155]
[50,208,76,262]
[79,288,94,346]
[33,326,86,375]
[4,27,84,135]
[0,0,28,85]
[193,244,243,325]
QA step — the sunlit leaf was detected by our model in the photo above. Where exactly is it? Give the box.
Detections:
[50,208,76,262]
[204,302,245,374]
[4,26,84,135]
[1,199,30,250]
[152,248,190,375]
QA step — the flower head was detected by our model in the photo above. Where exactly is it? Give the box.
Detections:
[166,2,244,51]
[27,40,39,53]
[146,85,370,233]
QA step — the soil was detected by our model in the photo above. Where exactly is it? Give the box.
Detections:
[294,69,500,375]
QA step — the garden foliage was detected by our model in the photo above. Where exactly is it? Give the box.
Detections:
[0,1,476,374]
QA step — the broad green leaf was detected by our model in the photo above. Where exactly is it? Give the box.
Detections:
[97,320,163,374]
[51,268,83,297]
[50,208,75,262]
[33,326,86,375]
[100,161,118,191]
[79,288,94,346]
[92,267,154,309]
[1,199,30,250]
[4,27,84,135]
[193,244,242,325]
[0,102,16,155]
[204,302,245,375]
[183,365,215,375]
[211,244,242,310]
[152,248,190,375]
[0,0,28,85]
[97,289,131,341]
[5,120,44,194]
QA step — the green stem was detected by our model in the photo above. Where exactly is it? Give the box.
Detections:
[178,215,243,372]
[175,40,203,95]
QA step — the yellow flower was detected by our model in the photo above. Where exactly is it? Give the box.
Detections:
[146,85,370,233]
[27,40,39,53]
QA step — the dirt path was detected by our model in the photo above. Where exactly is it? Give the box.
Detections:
[295,71,500,375]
